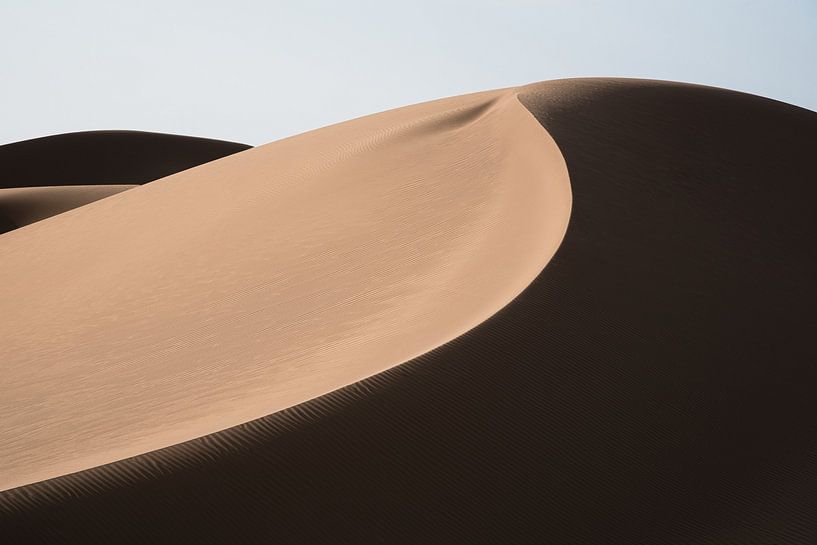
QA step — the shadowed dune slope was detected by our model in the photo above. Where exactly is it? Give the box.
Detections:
[0,131,251,233]
[3,79,817,544]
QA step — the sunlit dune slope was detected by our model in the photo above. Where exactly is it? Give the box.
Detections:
[0,87,571,491]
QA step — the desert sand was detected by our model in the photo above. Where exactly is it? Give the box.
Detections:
[2,78,817,544]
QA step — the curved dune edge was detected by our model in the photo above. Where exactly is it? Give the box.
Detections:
[0,86,571,491]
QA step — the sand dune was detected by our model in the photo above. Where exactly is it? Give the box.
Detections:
[2,79,817,544]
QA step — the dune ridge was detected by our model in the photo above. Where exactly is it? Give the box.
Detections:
[0,88,571,491]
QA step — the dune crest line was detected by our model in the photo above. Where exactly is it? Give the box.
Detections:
[0,87,571,491]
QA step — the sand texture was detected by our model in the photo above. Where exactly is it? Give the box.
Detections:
[2,78,817,544]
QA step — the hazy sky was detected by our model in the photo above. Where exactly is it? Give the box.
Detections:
[1,0,815,145]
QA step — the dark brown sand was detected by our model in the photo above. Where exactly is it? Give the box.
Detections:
[2,79,817,543]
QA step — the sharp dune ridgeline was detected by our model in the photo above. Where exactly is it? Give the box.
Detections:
[2,78,817,544]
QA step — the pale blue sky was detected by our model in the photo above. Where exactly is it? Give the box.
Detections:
[1,0,815,145]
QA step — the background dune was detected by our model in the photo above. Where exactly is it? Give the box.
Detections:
[2,78,817,544]
[0,185,135,232]
[0,131,250,189]
[0,131,250,233]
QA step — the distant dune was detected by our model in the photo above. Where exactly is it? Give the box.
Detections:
[0,131,250,233]
[0,185,136,231]
[2,79,816,544]
[0,130,250,188]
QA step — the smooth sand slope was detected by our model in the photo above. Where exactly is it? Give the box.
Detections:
[0,90,571,491]
[2,79,817,544]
